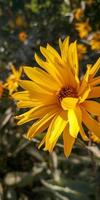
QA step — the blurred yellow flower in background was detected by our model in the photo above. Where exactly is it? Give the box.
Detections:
[77,44,87,60]
[73,8,84,20]
[75,21,92,38]
[5,64,22,95]
[13,37,100,157]
[0,82,4,98]
[15,15,27,28]
[18,31,28,42]
[90,32,100,50]
[86,0,94,6]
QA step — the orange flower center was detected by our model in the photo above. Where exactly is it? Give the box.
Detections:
[57,87,77,102]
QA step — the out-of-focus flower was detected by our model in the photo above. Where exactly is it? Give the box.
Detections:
[90,133,100,143]
[13,37,100,157]
[15,15,27,28]
[86,0,94,6]
[77,44,87,60]
[8,19,15,29]
[4,64,22,95]
[18,31,28,42]
[73,8,84,20]
[75,21,92,38]
[90,32,100,51]
[0,82,4,98]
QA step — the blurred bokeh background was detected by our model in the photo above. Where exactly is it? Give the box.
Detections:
[0,0,100,200]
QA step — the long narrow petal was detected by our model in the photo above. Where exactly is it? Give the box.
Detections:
[68,107,81,138]
[79,123,89,141]
[26,111,57,139]
[16,104,59,125]
[88,87,100,98]
[19,80,52,95]
[82,100,100,115]
[79,86,91,103]
[46,111,67,146]
[35,53,64,86]
[90,76,100,86]
[63,125,75,157]
[24,67,59,91]
[89,58,100,78]
[81,107,100,138]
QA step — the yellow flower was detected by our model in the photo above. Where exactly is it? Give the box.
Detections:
[5,64,22,95]
[0,82,4,97]
[73,8,84,20]
[86,0,94,6]
[13,37,100,157]
[18,32,28,42]
[90,32,100,51]
[15,15,27,28]
[77,44,87,60]
[75,21,92,38]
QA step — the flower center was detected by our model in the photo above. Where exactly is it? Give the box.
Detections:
[57,86,77,102]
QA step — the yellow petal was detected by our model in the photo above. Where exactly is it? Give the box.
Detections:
[90,76,100,86]
[82,100,100,115]
[63,125,75,157]
[46,111,67,145]
[68,109,80,138]
[17,100,41,108]
[12,91,30,100]
[59,37,69,62]
[61,97,78,110]
[81,107,100,138]
[68,41,79,83]
[26,111,57,139]
[79,123,89,141]
[17,104,59,125]
[79,86,91,103]
[46,43,62,63]
[35,53,64,86]
[38,136,46,149]
[88,87,100,98]
[89,58,100,77]
[19,80,52,95]
[24,66,58,91]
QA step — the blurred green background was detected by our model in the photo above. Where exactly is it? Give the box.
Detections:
[0,0,100,200]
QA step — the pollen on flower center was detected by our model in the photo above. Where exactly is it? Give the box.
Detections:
[57,87,78,102]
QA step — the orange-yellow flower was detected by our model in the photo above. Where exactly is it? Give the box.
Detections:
[90,32,100,51]
[15,15,27,28]
[5,64,22,95]
[75,21,92,38]
[77,44,87,60]
[73,8,84,20]
[18,32,28,42]
[13,37,100,157]
[0,82,4,97]
[86,0,94,6]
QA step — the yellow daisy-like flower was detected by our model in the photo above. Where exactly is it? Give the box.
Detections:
[75,21,92,38]
[73,8,84,20]
[77,44,87,60]
[5,64,22,95]
[0,82,4,98]
[90,32,100,51]
[13,37,100,157]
